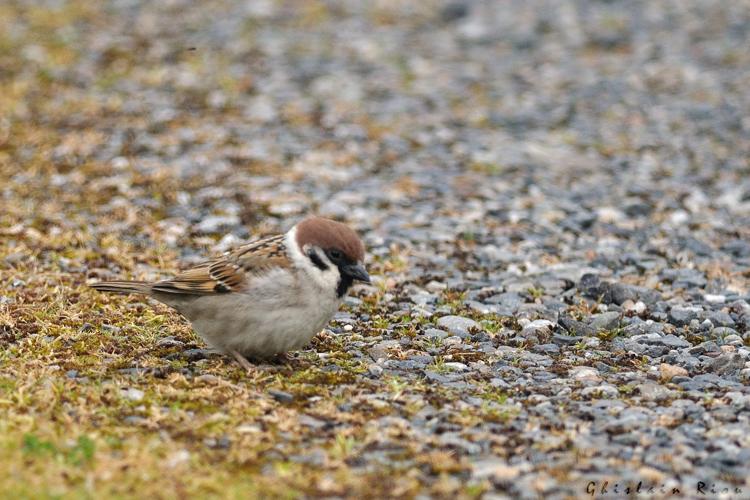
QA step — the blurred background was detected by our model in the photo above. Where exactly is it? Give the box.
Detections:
[1,0,750,497]
[3,0,748,258]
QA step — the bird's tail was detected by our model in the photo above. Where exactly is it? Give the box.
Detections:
[89,281,152,295]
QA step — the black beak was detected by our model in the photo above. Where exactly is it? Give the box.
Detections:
[343,263,371,283]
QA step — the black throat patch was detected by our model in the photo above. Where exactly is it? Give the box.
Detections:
[336,274,353,298]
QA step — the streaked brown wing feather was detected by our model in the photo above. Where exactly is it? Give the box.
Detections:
[150,234,289,295]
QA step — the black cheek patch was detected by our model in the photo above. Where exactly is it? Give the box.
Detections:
[308,250,329,271]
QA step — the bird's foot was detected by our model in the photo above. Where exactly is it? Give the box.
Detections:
[228,349,255,373]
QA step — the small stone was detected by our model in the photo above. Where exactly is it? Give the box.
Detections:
[660,363,688,381]
[644,334,691,349]
[707,310,735,328]
[471,459,520,481]
[584,337,601,348]
[425,280,447,293]
[635,383,672,402]
[596,207,624,223]
[443,336,463,346]
[343,296,363,307]
[578,274,602,297]
[368,364,383,377]
[630,332,661,344]
[444,362,469,371]
[165,450,190,468]
[552,333,582,346]
[289,449,327,466]
[569,366,601,382]
[489,377,511,389]
[621,339,647,354]
[609,283,660,306]
[532,343,560,355]
[689,341,720,355]
[466,301,499,314]
[581,384,618,399]
[730,300,750,314]
[698,319,713,331]
[722,239,750,257]
[156,336,184,347]
[368,340,399,361]
[602,411,650,434]
[623,300,647,314]
[122,388,144,402]
[724,334,743,346]
[298,415,327,429]
[4,252,25,265]
[559,315,595,336]
[424,370,453,383]
[123,415,148,426]
[424,328,450,340]
[668,306,702,326]
[588,311,621,331]
[485,292,523,312]
[522,319,555,333]
[662,268,707,289]
[196,215,241,233]
[268,389,294,403]
[437,315,479,336]
[441,2,470,23]
[704,294,726,304]
[706,353,744,376]
[410,290,437,306]
[195,374,220,384]
[179,349,215,361]
[711,327,739,340]
[236,424,262,434]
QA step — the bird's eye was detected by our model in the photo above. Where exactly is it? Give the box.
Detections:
[327,249,343,261]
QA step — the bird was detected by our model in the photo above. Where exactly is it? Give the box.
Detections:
[89,216,370,370]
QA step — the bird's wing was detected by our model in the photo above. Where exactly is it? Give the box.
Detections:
[150,234,291,295]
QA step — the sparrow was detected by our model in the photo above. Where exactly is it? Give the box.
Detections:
[90,216,370,369]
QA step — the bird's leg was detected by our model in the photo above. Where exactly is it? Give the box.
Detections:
[228,349,255,372]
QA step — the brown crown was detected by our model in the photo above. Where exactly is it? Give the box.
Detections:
[295,216,365,262]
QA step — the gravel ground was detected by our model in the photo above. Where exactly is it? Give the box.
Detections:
[1,0,750,498]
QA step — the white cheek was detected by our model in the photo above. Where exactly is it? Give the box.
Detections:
[285,229,341,293]
[313,265,340,291]
[305,249,340,291]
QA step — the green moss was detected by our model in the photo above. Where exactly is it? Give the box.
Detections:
[479,389,508,405]
[480,402,519,423]
[597,327,623,341]
[427,357,450,374]
[527,286,545,300]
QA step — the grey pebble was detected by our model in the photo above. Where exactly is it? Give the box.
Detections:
[268,389,294,403]
[436,315,479,337]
